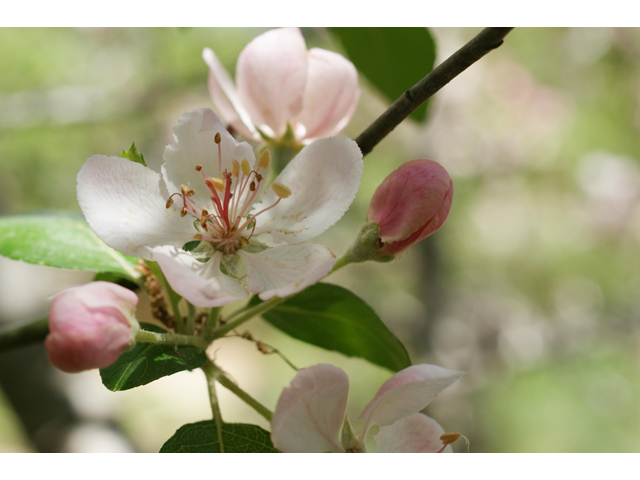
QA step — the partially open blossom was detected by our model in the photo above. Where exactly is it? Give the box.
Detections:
[77,108,363,307]
[203,27,359,144]
[367,159,453,255]
[271,363,463,453]
[45,282,139,373]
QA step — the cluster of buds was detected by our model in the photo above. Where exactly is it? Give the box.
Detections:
[45,282,139,373]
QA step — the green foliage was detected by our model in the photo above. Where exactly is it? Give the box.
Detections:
[160,420,279,453]
[0,214,139,279]
[120,142,147,167]
[249,283,411,372]
[100,324,207,391]
[331,27,436,122]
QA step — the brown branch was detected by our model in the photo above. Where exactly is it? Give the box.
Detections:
[355,27,514,157]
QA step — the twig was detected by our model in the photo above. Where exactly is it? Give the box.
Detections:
[355,27,514,157]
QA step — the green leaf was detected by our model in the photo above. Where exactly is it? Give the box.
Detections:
[250,283,411,372]
[121,142,147,166]
[160,420,279,453]
[331,27,436,122]
[0,214,139,279]
[100,324,207,391]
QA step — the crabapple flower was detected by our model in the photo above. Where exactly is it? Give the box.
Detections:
[271,363,463,453]
[77,108,363,307]
[203,27,359,144]
[45,281,139,373]
[367,159,453,256]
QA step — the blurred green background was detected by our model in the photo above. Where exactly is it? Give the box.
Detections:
[1,27,640,452]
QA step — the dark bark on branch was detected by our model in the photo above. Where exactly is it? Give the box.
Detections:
[355,27,514,156]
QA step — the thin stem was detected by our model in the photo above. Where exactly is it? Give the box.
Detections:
[355,27,513,157]
[202,361,225,453]
[214,367,273,422]
[146,261,184,333]
[186,302,197,335]
[135,328,208,349]
[204,307,221,340]
[215,297,285,338]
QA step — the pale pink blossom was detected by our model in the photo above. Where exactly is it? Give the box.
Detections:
[271,363,463,453]
[77,108,363,307]
[203,27,359,144]
[45,281,138,373]
[367,159,453,255]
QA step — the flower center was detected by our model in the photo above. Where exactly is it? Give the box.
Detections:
[166,139,290,255]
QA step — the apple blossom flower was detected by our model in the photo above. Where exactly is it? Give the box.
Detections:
[367,159,453,256]
[45,281,139,373]
[77,108,363,307]
[271,363,463,453]
[203,27,359,145]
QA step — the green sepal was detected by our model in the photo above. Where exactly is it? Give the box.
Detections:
[121,142,147,166]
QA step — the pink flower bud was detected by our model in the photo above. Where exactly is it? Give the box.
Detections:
[45,282,139,373]
[367,159,453,255]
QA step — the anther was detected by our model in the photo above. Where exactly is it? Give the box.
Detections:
[241,158,251,176]
[440,433,461,445]
[214,132,221,144]
[240,237,249,247]
[201,208,209,220]
[181,185,196,197]
[195,165,202,171]
[256,173,263,182]
[165,198,174,209]
[232,160,240,178]
[250,181,256,192]
[208,177,225,192]
[193,234,203,240]
[180,208,188,217]
[257,149,271,170]
[271,182,292,199]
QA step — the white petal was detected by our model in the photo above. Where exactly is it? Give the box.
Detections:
[359,365,463,435]
[375,414,451,453]
[252,136,363,244]
[271,364,349,453]
[77,155,193,260]
[162,108,256,211]
[236,27,308,138]
[202,47,259,142]
[151,246,248,307]
[238,243,335,300]
[294,48,360,142]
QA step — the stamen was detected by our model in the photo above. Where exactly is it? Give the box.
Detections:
[250,181,256,192]
[166,198,174,208]
[193,234,203,240]
[271,182,292,199]
[195,164,202,172]
[232,160,240,178]
[181,185,195,197]
[180,208,188,217]
[257,149,271,170]
[214,132,221,144]
[241,158,251,176]
[208,177,225,192]
[437,432,462,453]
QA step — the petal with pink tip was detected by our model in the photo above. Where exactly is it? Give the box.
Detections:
[271,364,349,453]
[294,48,359,142]
[77,155,194,260]
[375,413,452,453]
[236,27,308,138]
[251,136,363,244]
[151,246,248,307]
[367,159,452,244]
[359,364,463,435]
[202,47,259,142]
[237,243,335,300]
[162,108,256,212]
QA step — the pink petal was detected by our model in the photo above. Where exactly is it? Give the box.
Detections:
[77,155,193,260]
[359,364,463,436]
[238,243,336,300]
[367,159,452,244]
[202,47,259,142]
[294,48,359,142]
[251,136,363,244]
[236,27,308,138]
[151,246,248,307]
[271,364,349,453]
[375,413,452,453]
